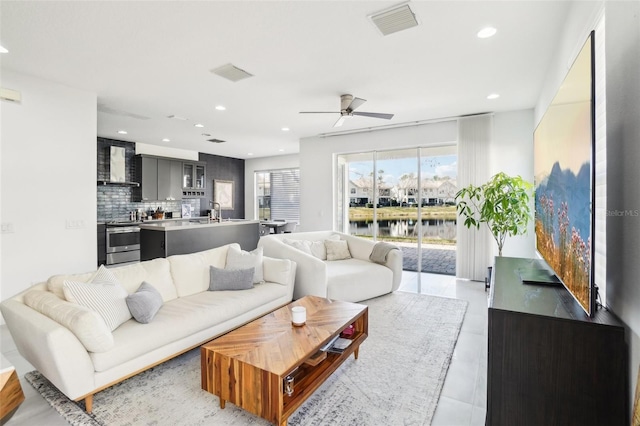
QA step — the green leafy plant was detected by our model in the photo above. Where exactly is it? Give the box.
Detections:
[455,172,533,256]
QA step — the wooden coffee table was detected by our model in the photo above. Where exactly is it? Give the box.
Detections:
[201,295,368,426]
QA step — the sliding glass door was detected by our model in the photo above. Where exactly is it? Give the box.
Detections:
[337,145,457,277]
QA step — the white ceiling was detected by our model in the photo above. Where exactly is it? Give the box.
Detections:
[1,1,570,159]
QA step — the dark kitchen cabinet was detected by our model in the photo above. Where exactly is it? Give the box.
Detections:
[134,155,182,201]
[97,223,106,267]
[182,161,206,197]
[157,159,182,200]
[135,155,158,201]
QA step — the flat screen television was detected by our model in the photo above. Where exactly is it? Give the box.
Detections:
[533,31,596,317]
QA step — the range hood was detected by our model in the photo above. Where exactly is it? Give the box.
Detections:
[97,146,139,187]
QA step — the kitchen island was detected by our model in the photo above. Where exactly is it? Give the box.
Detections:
[139,219,260,261]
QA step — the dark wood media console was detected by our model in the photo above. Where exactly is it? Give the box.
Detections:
[487,256,627,426]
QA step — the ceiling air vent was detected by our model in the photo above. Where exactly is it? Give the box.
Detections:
[207,138,226,144]
[210,63,254,82]
[369,3,419,36]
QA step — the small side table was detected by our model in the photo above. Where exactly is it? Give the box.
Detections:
[0,354,25,420]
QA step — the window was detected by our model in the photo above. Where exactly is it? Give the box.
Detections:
[255,169,300,223]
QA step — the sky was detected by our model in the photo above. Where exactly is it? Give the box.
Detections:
[349,154,457,186]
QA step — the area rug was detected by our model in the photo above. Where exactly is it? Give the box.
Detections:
[26,292,467,426]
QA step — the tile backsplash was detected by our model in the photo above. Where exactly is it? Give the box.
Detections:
[97,138,201,222]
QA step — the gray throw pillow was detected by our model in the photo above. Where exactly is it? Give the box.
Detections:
[125,281,163,324]
[209,266,255,291]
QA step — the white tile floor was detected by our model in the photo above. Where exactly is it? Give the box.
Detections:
[397,271,489,426]
[1,271,488,426]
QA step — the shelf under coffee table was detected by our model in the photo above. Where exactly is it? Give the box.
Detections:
[201,295,368,426]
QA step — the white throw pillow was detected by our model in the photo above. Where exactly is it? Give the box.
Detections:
[225,246,264,284]
[309,241,328,260]
[47,271,94,299]
[24,290,114,353]
[325,239,352,261]
[282,238,331,260]
[63,265,132,331]
[283,239,313,255]
[263,257,293,286]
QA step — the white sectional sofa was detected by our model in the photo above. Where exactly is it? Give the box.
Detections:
[0,243,295,412]
[258,231,402,302]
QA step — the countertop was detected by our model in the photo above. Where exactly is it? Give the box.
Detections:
[139,219,259,231]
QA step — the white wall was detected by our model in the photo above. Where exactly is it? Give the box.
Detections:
[491,109,535,258]
[535,0,640,412]
[1,71,97,314]
[244,154,300,219]
[299,121,458,231]
[535,1,604,124]
[603,0,640,411]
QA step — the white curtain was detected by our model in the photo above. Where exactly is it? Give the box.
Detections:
[456,115,493,281]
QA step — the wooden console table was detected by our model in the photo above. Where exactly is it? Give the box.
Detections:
[486,256,627,425]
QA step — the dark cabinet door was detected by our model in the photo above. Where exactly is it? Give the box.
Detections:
[182,161,206,197]
[97,223,106,267]
[139,156,158,201]
[157,159,182,200]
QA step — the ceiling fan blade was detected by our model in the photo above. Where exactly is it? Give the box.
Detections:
[334,115,347,127]
[299,111,340,114]
[348,97,367,111]
[352,111,394,120]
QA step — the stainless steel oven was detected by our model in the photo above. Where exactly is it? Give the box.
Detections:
[106,224,140,265]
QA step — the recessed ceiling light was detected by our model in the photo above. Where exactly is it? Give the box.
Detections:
[215,105,226,111]
[247,153,254,156]
[281,127,290,132]
[162,138,170,142]
[279,149,285,152]
[117,130,128,135]
[477,27,497,38]
[194,123,204,128]
[0,45,8,54]
[487,93,500,100]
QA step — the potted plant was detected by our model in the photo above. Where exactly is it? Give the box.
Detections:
[455,172,533,256]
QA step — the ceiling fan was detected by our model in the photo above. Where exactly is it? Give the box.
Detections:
[300,94,394,127]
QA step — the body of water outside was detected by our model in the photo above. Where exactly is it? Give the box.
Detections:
[348,218,457,245]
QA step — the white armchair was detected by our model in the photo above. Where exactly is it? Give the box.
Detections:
[258,231,402,302]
